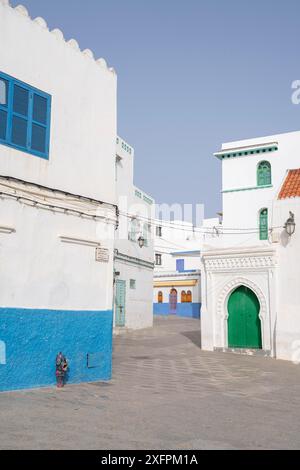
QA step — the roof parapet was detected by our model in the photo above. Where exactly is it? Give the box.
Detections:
[0,1,116,75]
[214,142,278,160]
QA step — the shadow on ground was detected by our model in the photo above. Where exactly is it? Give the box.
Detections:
[181,330,201,348]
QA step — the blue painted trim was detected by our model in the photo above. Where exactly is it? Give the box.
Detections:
[171,250,201,256]
[0,71,51,160]
[0,308,113,392]
[153,303,201,319]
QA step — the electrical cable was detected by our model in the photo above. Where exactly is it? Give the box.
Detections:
[118,210,281,235]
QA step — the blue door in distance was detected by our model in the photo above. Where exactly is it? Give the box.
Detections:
[115,280,126,327]
[169,289,177,315]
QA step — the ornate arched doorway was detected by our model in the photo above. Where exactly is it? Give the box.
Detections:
[227,285,262,349]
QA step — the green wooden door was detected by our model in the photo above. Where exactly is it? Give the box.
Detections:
[115,280,126,327]
[228,286,262,349]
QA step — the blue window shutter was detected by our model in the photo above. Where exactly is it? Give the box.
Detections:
[11,115,27,147]
[31,123,46,153]
[13,85,29,116]
[0,71,51,159]
[33,94,47,124]
[176,259,185,272]
[0,110,7,140]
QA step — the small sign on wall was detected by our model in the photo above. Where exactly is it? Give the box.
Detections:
[95,247,109,263]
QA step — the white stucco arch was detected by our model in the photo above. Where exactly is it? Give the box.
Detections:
[217,277,270,351]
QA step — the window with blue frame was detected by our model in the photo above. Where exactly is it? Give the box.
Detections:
[0,72,51,159]
[176,259,185,272]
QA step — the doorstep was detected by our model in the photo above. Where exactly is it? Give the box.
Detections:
[113,327,129,336]
[214,347,271,357]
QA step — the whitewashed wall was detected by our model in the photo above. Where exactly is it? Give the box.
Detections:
[115,137,154,264]
[218,131,300,247]
[201,130,300,362]
[115,136,154,330]
[0,197,115,311]
[154,218,220,272]
[114,261,153,329]
[273,198,300,361]
[0,2,117,204]
[0,2,117,312]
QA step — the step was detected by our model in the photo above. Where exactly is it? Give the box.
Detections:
[214,347,271,357]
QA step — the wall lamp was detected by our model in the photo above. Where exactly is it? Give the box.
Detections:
[137,235,145,248]
[284,211,296,237]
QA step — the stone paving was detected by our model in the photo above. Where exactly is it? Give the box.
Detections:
[1,316,300,449]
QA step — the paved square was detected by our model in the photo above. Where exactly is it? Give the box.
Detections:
[1,316,300,449]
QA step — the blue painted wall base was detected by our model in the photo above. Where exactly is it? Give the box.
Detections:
[153,303,201,319]
[0,308,113,392]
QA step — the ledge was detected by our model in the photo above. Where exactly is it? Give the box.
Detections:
[222,184,273,194]
[59,236,101,247]
[214,142,278,160]
[154,270,201,279]
[115,251,154,270]
[0,225,15,234]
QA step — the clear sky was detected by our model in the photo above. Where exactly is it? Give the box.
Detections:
[10,0,300,217]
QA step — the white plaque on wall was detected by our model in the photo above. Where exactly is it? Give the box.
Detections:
[95,247,109,263]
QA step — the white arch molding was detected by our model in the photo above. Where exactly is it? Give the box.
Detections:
[217,277,271,351]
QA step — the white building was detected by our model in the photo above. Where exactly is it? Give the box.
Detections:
[201,130,300,362]
[0,1,117,391]
[114,136,155,331]
[153,218,219,318]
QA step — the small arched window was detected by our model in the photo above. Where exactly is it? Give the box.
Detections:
[181,290,186,303]
[259,208,268,240]
[257,161,271,186]
[158,291,163,303]
[186,290,192,303]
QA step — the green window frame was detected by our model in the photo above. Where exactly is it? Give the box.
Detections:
[259,208,268,240]
[257,161,271,186]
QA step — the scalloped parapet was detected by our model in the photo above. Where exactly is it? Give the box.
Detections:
[51,28,64,40]
[82,49,94,59]
[14,4,29,16]
[0,2,115,74]
[67,38,80,51]
[33,16,48,29]
[96,58,107,68]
